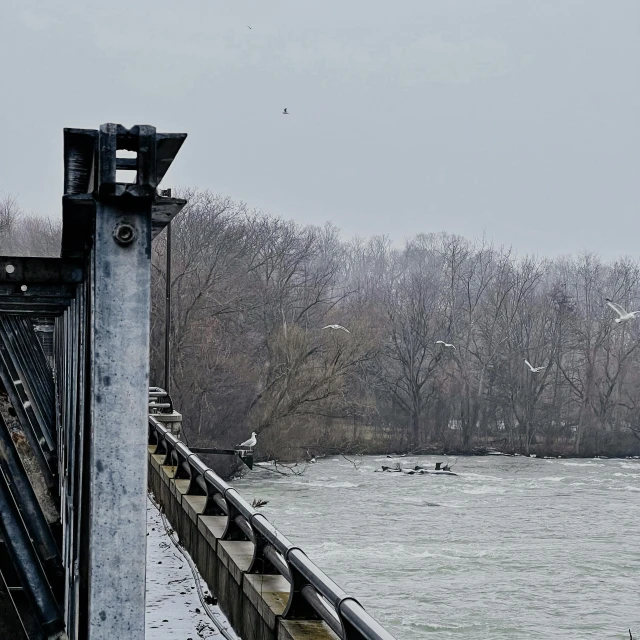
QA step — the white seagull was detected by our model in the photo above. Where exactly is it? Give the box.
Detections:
[435,340,456,349]
[524,359,545,373]
[238,432,257,449]
[323,324,350,333]
[605,298,640,324]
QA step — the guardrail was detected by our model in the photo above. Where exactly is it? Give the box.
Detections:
[148,415,397,640]
[148,386,175,413]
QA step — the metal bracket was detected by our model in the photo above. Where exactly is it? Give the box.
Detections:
[281,547,322,620]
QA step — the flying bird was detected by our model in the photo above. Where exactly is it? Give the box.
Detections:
[435,340,456,349]
[247,25,252,29]
[238,432,257,449]
[323,324,350,333]
[605,298,640,324]
[524,359,545,373]
[282,108,289,115]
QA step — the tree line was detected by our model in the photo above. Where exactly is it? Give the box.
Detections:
[148,190,640,459]
[3,191,640,459]
[0,194,61,257]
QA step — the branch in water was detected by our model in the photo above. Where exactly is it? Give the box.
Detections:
[274,460,308,476]
[341,454,360,469]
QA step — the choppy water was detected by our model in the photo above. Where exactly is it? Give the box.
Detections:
[233,455,640,639]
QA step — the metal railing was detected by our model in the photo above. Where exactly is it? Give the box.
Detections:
[148,386,175,414]
[148,415,397,640]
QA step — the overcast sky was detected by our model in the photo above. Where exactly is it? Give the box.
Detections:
[1,0,638,259]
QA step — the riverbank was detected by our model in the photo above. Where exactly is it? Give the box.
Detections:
[268,441,640,463]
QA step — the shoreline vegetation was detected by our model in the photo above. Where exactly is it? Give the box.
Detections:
[251,440,640,468]
[4,192,640,466]
[147,192,640,464]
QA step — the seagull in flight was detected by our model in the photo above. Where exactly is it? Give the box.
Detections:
[282,108,289,115]
[238,432,257,449]
[435,340,456,349]
[323,324,350,333]
[605,298,640,324]
[524,359,545,373]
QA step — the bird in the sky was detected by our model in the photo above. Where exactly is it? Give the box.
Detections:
[247,25,252,29]
[524,359,545,373]
[283,108,289,115]
[323,324,350,333]
[435,340,456,349]
[238,432,257,449]
[605,298,640,324]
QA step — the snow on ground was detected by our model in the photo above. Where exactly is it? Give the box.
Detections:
[145,498,236,639]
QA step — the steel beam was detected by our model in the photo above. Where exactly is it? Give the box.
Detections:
[0,305,68,316]
[0,258,83,285]
[0,282,75,317]
[61,126,187,258]
[0,413,62,592]
[86,196,152,637]
[0,468,65,639]
[55,286,89,640]
[0,122,187,638]
[0,540,34,639]
[0,284,75,298]
[0,338,54,488]
[0,317,56,450]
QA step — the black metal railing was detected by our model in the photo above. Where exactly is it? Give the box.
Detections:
[148,415,397,640]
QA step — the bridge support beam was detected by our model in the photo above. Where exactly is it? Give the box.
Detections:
[0,336,55,489]
[0,467,65,639]
[86,198,152,637]
[0,122,187,638]
[0,413,62,591]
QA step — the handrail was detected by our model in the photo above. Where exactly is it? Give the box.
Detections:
[148,386,175,414]
[148,415,397,640]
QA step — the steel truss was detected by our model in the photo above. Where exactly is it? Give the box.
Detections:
[0,123,186,638]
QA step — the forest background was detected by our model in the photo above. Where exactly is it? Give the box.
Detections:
[3,190,640,460]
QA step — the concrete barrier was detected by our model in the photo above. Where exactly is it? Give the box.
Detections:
[147,446,338,640]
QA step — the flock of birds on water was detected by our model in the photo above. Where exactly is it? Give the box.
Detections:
[235,299,638,450]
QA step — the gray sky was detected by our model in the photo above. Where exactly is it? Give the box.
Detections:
[1,0,638,259]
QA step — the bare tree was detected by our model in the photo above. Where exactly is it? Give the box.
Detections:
[144,190,640,459]
[0,194,60,257]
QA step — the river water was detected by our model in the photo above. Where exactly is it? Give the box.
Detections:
[233,455,640,639]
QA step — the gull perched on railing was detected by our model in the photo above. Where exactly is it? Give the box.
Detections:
[238,432,257,449]
[435,340,456,349]
[605,298,640,324]
[524,359,545,373]
[323,324,350,333]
